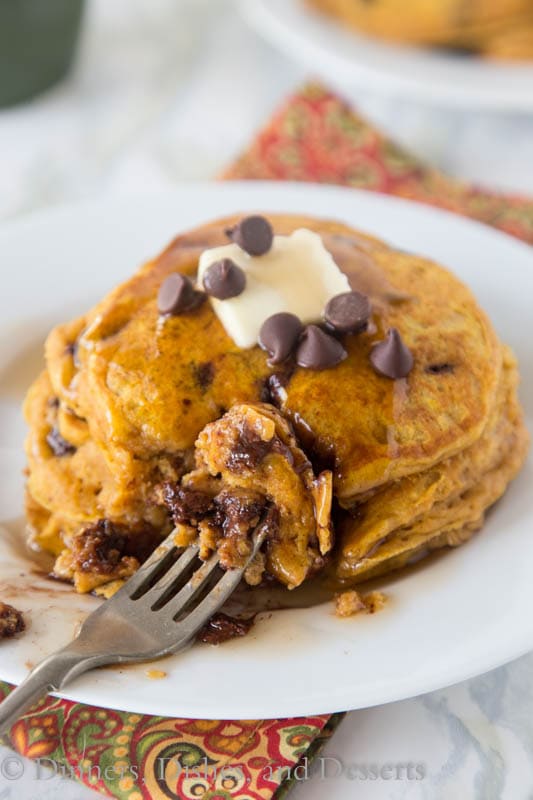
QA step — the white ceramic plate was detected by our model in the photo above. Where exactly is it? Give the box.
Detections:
[242,0,533,112]
[0,181,531,719]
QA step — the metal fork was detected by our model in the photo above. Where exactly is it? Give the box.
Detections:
[0,520,267,735]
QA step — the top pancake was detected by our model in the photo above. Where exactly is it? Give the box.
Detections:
[39,213,501,508]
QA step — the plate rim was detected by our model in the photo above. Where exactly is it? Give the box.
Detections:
[1,179,532,259]
[242,0,533,112]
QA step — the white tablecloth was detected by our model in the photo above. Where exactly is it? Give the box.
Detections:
[0,2,531,798]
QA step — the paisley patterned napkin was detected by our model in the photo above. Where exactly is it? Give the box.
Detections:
[0,682,341,798]
[2,81,533,800]
[223,83,533,246]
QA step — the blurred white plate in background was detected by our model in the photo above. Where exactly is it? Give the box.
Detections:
[242,0,533,112]
[0,181,531,719]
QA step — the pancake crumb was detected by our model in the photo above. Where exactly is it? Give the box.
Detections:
[334,589,387,617]
[146,669,167,680]
[0,602,25,638]
[364,591,387,614]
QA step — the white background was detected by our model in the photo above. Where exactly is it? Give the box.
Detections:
[0,1,532,798]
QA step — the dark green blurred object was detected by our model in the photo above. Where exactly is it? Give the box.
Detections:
[0,0,85,107]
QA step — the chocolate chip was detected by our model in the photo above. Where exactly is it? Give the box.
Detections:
[226,215,273,256]
[324,291,371,334]
[226,428,275,472]
[259,380,272,403]
[370,328,413,379]
[202,259,246,299]
[161,483,213,526]
[258,312,303,364]
[47,427,76,457]
[261,371,293,407]
[425,362,455,374]
[296,325,347,370]
[193,361,215,391]
[213,490,266,533]
[197,613,253,645]
[158,273,199,315]
[73,520,158,575]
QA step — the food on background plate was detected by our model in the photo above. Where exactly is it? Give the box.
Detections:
[23,212,528,606]
[306,0,533,60]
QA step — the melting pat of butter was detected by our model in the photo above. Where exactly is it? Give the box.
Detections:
[197,228,350,348]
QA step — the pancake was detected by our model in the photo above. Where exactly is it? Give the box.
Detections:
[22,213,528,594]
[306,0,533,59]
[336,346,528,581]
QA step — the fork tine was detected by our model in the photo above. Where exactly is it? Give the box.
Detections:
[169,524,268,626]
[118,530,187,597]
[148,550,221,612]
[172,564,246,631]
[131,544,201,602]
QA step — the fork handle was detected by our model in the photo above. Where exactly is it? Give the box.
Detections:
[0,645,100,736]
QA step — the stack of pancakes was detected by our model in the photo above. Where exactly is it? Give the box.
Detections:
[23,214,528,594]
[306,0,533,59]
